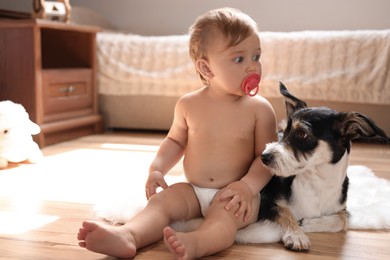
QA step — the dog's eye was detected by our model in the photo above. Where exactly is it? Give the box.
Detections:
[296,131,308,140]
[3,129,8,134]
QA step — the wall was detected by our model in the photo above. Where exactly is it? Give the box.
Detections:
[71,0,390,34]
[2,0,390,35]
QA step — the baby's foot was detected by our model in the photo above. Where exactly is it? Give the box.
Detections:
[163,226,197,260]
[77,221,136,258]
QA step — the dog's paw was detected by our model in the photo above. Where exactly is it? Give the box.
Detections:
[300,213,348,233]
[300,217,320,233]
[0,157,8,169]
[282,231,310,251]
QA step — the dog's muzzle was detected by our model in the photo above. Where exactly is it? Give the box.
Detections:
[261,152,274,166]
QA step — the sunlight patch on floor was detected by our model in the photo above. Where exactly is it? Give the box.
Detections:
[0,196,59,235]
[0,211,59,235]
[0,147,154,204]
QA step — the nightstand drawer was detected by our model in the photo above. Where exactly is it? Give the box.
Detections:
[48,82,88,98]
[42,69,93,122]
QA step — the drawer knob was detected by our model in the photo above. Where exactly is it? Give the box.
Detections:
[60,85,75,94]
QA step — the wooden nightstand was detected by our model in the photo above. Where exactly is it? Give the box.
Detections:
[0,19,103,147]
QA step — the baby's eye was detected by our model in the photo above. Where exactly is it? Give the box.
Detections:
[233,56,244,63]
[253,54,261,62]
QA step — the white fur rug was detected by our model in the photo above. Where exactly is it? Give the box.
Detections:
[95,165,390,242]
[346,166,390,229]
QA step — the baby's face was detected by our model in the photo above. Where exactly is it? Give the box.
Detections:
[207,32,262,96]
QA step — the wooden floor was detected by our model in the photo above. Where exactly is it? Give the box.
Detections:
[0,131,389,259]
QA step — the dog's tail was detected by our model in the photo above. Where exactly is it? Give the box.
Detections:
[172,218,283,244]
[235,220,283,244]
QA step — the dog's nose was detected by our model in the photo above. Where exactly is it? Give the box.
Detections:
[261,153,274,165]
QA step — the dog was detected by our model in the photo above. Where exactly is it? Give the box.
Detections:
[236,82,388,250]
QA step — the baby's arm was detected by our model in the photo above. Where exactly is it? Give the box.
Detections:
[146,137,185,198]
[146,97,189,199]
[219,156,273,221]
[219,99,277,221]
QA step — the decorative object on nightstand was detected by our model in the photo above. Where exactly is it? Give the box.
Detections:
[0,19,103,147]
[32,0,71,22]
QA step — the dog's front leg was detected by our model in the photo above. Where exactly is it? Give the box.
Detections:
[276,205,311,251]
[300,209,349,233]
[0,157,8,169]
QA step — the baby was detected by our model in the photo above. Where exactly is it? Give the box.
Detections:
[77,7,277,259]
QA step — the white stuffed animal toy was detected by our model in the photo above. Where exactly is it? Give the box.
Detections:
[0,100,43,169]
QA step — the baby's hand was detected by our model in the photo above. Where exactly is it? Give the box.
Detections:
[145,171,168,199]
[218,181,253,221]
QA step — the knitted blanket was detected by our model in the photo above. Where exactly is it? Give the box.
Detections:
[97,30,390,105]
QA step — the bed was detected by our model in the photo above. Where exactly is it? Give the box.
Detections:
[96,30,390,135]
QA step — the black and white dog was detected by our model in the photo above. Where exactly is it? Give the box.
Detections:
[236,83,388,250]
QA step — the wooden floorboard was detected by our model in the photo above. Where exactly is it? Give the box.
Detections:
[0,132,389,259]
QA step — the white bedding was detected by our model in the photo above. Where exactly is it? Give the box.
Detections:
[97,30,390,105]
[97,33,198,97]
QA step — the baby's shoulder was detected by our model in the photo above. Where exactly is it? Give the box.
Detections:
[177,87,206,104]
[244,95,276,120]
[246,95,273,110]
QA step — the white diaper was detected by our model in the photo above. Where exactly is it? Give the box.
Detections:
[191,184,219,217]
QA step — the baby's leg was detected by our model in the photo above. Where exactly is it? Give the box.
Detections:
[164,191,260,259]
[77,182,200,258]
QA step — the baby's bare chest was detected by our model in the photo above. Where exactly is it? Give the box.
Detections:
[188,110,254,145]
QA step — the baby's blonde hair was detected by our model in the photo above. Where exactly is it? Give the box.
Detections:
[189,8,258,84]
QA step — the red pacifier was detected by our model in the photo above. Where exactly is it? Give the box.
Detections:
[241,73,261,96]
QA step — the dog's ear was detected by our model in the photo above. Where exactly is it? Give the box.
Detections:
[279,82,307,118]
[337,112,389,142]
